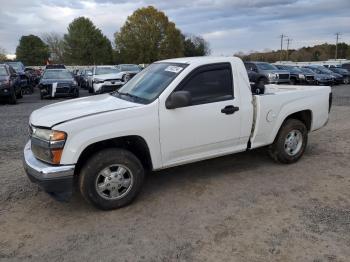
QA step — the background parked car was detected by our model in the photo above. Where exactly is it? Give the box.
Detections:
[38,69,79,99]
[244,61,290,84]
[305,65,343,85]
[89,66,125,94]
[0,64,23,104]
[1,61,30,90]
[327,67,350,84]
[116,64,141,81]
[275,65,315,85]
[45,64,66,70]
[301,67,334,86]
[80,69,92,89]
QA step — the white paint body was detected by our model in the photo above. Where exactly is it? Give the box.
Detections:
[29,57,331,170]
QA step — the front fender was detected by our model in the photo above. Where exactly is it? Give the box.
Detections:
[55,101,162,169]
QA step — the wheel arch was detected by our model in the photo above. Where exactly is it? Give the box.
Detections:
[74,135,153,176]
[284,110,312,131]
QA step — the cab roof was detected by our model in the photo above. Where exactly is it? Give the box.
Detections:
[158,56,241,66]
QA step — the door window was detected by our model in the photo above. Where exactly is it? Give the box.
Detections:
[178,63,233,106]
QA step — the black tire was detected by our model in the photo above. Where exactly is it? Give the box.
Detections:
[73,88,79,98]
[16,88,23,99]
[344,77,349,85]
[258,77,267,87]
[289,78,297,85]
[268,119,308,164]
[79,148,145,210]
[88,86,93,93]
[8,90,17,104]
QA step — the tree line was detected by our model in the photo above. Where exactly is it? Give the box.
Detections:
[235,43,350,63]
[8,6,210,66]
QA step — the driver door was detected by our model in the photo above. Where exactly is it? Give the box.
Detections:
[159,63,243,167]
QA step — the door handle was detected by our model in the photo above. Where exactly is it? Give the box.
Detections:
[221,105,239,115]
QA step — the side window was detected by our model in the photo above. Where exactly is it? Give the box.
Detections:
[179,64,233,106]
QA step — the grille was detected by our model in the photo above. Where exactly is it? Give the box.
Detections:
[279,74,289,80]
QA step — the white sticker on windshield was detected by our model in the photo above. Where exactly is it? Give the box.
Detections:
[165,66,183,73]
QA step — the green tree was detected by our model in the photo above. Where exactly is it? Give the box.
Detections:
[0,46,6,60]
[183,34,210,56]
[42,32,65,63]
[115,6,183,64]
[15,35,49,65]
[63,17,113,65]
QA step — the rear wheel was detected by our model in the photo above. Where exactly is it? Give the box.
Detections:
[79,148,145,210]
[344,77,349,85]
[268,119,308,164]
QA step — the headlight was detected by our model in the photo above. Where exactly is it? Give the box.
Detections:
[30,127,67,165]
[268,73,278,79]
[73,80,78,85]
[93,78,104,84]
[0,80,9,85]
[299,74,305,79]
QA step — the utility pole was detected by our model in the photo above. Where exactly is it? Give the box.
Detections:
[279,34,287,62]
[286,38,292,61]
[335,32,341,60]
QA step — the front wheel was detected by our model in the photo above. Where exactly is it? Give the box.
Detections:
[344,77,349,85]
[268,119,308,164]
[79,148,145,210]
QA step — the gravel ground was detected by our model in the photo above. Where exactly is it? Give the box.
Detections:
[0,86,349,262]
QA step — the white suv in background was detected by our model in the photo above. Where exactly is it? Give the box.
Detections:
[89,66,126,94]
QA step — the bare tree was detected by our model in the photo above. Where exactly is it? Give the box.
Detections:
[42,32,65,63]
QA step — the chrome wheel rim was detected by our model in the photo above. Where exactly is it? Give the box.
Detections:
[284,129,303,156]
[95,164,133,200]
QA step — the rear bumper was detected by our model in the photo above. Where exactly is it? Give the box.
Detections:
[23,141,75,195]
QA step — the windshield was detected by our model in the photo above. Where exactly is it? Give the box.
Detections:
[7,62,22,71]
[0,67,8,76]
[113,63,187,104]
[119,64,140,72]
[256,63,277,70]
[290,67,303,73]
[300,68,315,74]
[95,67,119,75]
[43,70,73,79]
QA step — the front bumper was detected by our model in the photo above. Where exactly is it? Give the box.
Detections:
[23,141,75,196]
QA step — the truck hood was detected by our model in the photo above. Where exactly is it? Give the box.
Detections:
[30,94,140,128]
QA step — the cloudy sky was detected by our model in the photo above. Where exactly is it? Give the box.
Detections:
[1,0,349,56]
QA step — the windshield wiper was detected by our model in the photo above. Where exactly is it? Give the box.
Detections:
[115,90,139,99]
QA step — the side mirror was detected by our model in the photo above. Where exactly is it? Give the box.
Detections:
[166,91,192,109]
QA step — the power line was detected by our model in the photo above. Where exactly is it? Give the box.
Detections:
[335,32,341,60]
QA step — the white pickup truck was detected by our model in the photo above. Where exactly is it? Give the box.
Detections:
[23,57,332,210]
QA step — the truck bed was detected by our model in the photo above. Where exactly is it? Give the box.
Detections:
[250,84,331,149]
